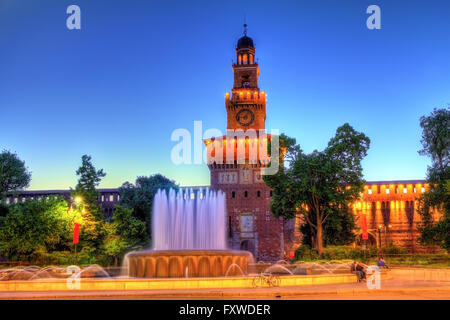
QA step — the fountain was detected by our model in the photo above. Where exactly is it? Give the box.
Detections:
[124,188,253,278]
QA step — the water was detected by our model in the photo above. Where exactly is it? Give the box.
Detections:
[152,188,227,250]
[224,264,246,276]
[295,262,353,274]
[263,264,294,275]
[0,264,111,281]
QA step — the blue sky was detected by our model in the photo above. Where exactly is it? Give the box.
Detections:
[1,0,449,190]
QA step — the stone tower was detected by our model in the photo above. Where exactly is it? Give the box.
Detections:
[226,24,266,131]
[206,25,296,262]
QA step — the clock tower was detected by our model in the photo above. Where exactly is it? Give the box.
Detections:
[206,25,298,262]
[226,24,266,131]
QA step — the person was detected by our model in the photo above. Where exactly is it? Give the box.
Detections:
[378,257,389,269]
[351,261,364,282]
[356,262,366,281]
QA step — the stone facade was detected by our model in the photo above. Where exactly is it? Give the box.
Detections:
[353,180,442,253]
[3,189,120,221]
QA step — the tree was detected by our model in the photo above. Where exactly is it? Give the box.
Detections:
[0,150,32,200]
[264,124,370,255]
[73,155,106,219]
[118,174,178,240]
[102,206,147,265]
[417,107,450,251]
[299,207,356,247]
[0,197,75,262]
[72,155,107,249]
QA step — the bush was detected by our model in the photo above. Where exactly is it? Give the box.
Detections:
[379,242,407,255]
[47,251,74,265]
[293,244,406,262]
[294,245,319,260]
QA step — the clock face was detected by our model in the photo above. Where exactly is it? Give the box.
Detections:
[236,108,255,126]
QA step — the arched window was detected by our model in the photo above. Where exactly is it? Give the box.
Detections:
[249,54,254,64]
[243,54,248,65]
[231,191,236,198]
[238,55,242,65]
[257,191,261,197]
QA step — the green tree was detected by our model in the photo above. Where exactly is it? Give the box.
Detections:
[72,155,107,250]
[264,124,370,255]
[0,150,32,200]
[0,197,75,262]
[102,206,147,265]
[299,207,356,247]
[118,174,178,240]
[417,107,450,251]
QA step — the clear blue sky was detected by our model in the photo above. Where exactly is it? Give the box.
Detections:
[1,0,449,190]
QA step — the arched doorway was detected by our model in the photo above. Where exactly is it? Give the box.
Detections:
[355,232,377,247]
[240,239,255,256]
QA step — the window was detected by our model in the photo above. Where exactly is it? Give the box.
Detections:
[244,191,248,198]
[421,187,425,193]
[413,187,417,193]
[403,187,407,194]
[266,212,270,221]
[257,191,261,197]
[270,191,273,197]
[101,195,105,202]
[368,189,372,195]
[395,187,399,194]
[109,195,114,202]
[385,188,390,194]
[231,191,235,198]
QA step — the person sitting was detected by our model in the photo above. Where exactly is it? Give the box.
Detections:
[356,262,366,281]
[351,261,364,282]
[377,257,389,269]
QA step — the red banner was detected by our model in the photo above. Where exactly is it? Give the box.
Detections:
[73,222,80,244]
[361,214,368,240]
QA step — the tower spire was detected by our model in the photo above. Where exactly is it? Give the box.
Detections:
[243,14,247,36]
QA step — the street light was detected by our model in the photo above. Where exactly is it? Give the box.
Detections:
[378,224,392,246]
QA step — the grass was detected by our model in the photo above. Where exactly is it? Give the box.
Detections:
[379,254,450,268]
[294,255,450,268]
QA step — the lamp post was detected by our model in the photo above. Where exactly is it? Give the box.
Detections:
[378,224,392,247]
[377,226,382,247]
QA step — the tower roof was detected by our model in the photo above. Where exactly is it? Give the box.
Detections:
[237,23,254,49]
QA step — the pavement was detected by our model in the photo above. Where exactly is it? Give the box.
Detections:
[1,279,449,300]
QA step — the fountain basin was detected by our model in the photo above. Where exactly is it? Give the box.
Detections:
[125,250,253,278]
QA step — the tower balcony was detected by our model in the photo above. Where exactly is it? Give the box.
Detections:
[225,90,266,103]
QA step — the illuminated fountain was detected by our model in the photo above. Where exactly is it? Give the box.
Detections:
[124,188,253,278]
